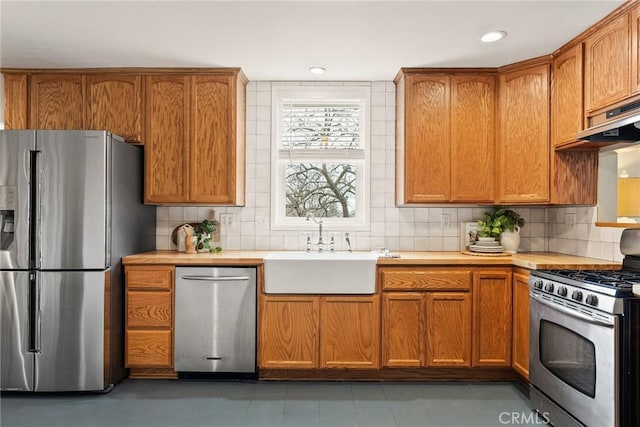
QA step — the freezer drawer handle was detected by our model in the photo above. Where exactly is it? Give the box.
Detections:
[180,275,250,282]
[206,357,223,360]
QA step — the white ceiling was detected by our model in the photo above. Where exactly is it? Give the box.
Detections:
[0,0,625,81]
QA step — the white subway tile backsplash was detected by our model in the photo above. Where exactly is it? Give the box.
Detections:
[168,207,184,221]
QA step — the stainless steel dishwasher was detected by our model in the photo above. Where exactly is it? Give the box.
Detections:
[174,266,256,373]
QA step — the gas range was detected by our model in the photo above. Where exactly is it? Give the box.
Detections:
[530,266,639,315]
[528,229,640,427]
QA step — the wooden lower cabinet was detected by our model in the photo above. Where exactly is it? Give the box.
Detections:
[426,292,472,367]
[320,295,380,369]
[382,291,471,368]
[259,295,319,369]
[382,293,424,367]
[258,294,379,370]
[512,269,531,379]
[125,265,175,371]
[472,269,513,367]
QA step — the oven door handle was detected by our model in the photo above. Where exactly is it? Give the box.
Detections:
[530,293,616,328]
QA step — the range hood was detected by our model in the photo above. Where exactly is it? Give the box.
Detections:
[572,101,640,150]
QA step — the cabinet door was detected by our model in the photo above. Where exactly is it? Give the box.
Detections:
[3,73,28,129]
[632,5,640,95]
[585,14,631,113]
[259,296,319,369]
[126,330,173,368]
[144,75,190,203]
[30,74,85,129]
[320,295,380,369]
[450,75,496,202]
[552,44,584,148]
[190,75,235,203]
[86,74,143,143]
[382,292,424,367]
[425,292,471,367]
[550,151,598,205]
[512,269,530,379]
[498,63,550,203]
[472,270,512,367]
[403,74,450,202]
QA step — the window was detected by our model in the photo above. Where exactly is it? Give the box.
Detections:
[271,87,370,230]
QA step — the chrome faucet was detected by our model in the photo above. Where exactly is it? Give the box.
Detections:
[306,213,331,252]
[345,232,352,252]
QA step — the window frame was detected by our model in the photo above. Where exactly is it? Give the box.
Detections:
[270,86,371,231]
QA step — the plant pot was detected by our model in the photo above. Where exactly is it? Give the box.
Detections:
[500,227,520,253]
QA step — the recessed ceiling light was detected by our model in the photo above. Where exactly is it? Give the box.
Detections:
[481,30,507,43]
[309,66,326,75]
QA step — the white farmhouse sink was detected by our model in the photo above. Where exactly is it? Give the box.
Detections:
[263,251,378,294]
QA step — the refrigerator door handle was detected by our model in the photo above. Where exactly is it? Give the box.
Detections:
[30,151,41,270]
[28,272,41,353]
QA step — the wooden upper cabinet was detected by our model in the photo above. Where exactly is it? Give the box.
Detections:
[498,63,550,204]
[3,73,28,129]
[396,70,496,204]
[472,269,512,367]
[450,75,496,202]
[86,74,143,143]
[30,74,85,129]
[144,71,246,205]
[585,13,631,113]
[401,73,450,203]
[552,44,584,148]
[144,75,190,203]
[190,75,235,204]
[632,4,640,95]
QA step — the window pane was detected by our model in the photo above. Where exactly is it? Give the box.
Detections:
[281,103,361,149]
[285,162,356,218]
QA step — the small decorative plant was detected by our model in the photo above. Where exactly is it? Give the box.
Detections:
[477,206,525,238]
[195,219,222,253]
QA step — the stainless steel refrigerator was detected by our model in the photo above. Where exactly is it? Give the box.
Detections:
[0,130,156,392]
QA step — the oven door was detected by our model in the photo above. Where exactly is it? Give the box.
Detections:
[530,292,619,427]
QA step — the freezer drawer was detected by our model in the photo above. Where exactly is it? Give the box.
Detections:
[0,270,33,391]
[174,267,256,373]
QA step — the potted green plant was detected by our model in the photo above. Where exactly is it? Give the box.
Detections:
[195,219,222,253]
[477,206,525,252]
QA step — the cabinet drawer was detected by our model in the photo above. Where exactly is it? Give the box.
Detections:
[381,268,472,291]
[127,292,172,328]
[126,266,174,290]
[126,330,172,368]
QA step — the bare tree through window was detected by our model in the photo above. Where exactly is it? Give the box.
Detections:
[282,103,360,219]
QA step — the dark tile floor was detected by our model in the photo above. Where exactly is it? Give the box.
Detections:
[1,380,545,427]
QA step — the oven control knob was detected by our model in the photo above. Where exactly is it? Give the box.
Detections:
[585,294,599,307]
[533,280,543,289]
[544,283,555,293]
[557,286,568,297]
[571,290,583,301]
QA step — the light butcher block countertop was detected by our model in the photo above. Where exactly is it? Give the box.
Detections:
[122,250,620,270]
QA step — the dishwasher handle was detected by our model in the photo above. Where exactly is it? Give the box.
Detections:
[180,275,250,282]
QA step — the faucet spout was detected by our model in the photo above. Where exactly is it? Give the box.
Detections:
[306,213,324,250]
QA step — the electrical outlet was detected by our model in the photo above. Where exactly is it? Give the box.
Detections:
[255,216,266,225]
[441,213,451,228]
[565,213,576,228]
[220,213,234,226]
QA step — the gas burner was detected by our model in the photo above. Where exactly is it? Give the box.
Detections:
[543,269,640,290]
